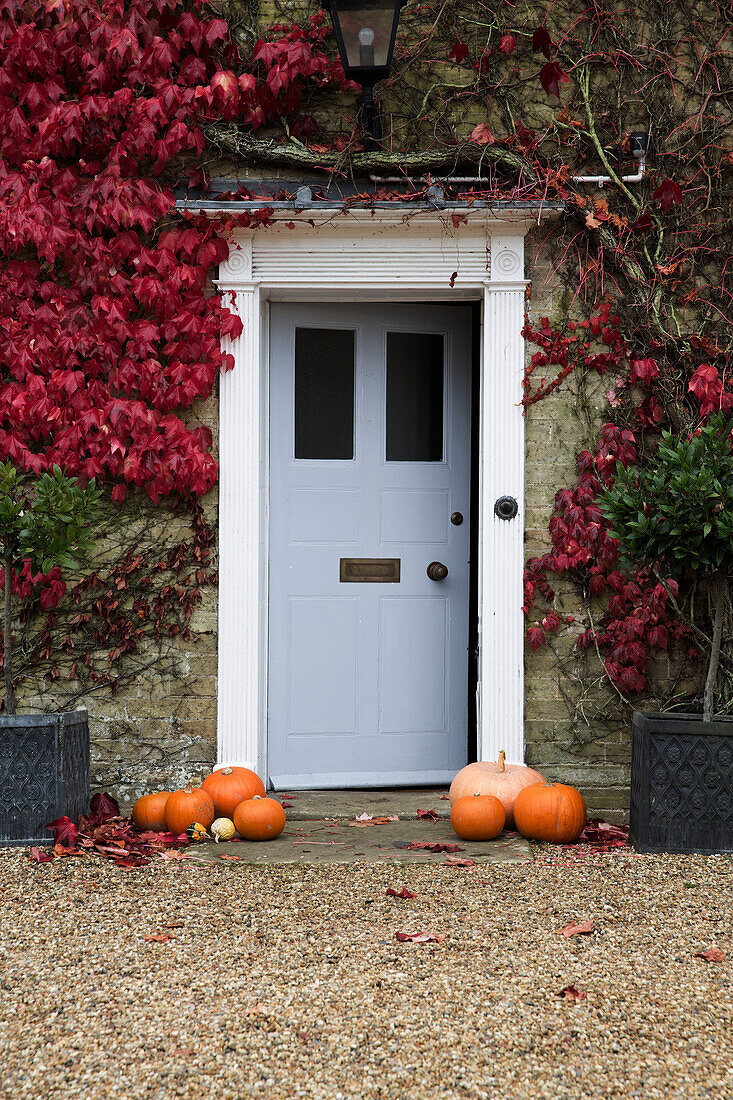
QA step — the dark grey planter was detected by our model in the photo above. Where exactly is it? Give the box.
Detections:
[630,710,733,854]
[0,710,89,846]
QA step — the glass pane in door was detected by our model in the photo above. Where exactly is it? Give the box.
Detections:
[386,332,444,461]
[295,328,355,459]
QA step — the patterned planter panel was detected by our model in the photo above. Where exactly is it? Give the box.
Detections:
[0,711,89,846]
[631,711,733,854]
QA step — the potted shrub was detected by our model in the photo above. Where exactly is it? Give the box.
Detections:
[600,413,733,853]
[0,463,101,845]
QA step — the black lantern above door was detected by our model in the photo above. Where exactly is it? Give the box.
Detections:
[328,0,405,146]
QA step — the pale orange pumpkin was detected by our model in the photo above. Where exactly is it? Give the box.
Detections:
[449,751,545,827]
[233,795,286,841]
[163,783,215,835]
[132,791,171,832]
[450,793,505,841]
[513,782,587,844]
[201,766,266,818]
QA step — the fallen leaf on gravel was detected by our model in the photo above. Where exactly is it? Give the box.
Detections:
[694,947,727,962]
[395,931,447,944]
[159,850,191,861]
[439,794,451,800]
[29,846,53,863]
[417,809,440,822]
[94,843,130,857]
[558,921,595,936]
[145,933,175,943]
[407,841,463,853]
[173,1049,195,1057]
[163,921,185,928]
[115,855,150,868]
[46,815,78,847]
[53,843,84,857]
[444,856,474,866]
[219,854,243,860]
[561,819,630,854]
[556,985,587,1001]
[386,887,417,899]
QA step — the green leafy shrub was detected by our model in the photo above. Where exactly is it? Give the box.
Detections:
[1,464,102,715]
[600,414,733,721]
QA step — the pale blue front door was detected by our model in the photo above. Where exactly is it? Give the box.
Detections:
[268,303,471,788]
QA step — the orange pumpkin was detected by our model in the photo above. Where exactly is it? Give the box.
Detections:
[513,782,587,844]
[132,790,171,832]
[163,783,215,835]
[201,766,266,818]
[233,795,286,841]
[449,750,545,827]
[451,793,505,841]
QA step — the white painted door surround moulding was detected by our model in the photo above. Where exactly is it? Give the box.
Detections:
[215,209,539,781]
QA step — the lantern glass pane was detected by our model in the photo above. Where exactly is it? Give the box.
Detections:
[336,0,398,69]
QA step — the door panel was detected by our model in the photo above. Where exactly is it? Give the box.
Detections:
[378,596,447,734]
[268,303,471,788]
[287,597,358,736]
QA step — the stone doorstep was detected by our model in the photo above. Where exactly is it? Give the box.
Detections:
[182,790,534,865]
[272,788,452,821]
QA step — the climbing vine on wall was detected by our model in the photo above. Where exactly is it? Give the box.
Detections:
[0,0,350,700]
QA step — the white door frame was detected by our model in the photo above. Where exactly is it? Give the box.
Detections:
[215,209,536,780]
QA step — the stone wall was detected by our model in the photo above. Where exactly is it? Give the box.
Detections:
[14,391,221,815]
[523,230,631,820]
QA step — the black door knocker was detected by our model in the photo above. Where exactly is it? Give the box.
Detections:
[494,496,518,521]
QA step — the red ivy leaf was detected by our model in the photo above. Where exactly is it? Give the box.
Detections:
[629,358,658,386]
[652,178,683,213]
[470,122,495,145]
[558,921,595,937]
[395,931,447,943]
[556,984,587,1001]
[499,34,516,54]
[29,846,53,863]
[694,947,726,963]
[417,808,440,822]
[540,61,570,98]
[406,841,463,853]
[631,211,653,233]
[46,815,78,847]
[386,887,417,898]
[449,40,469,63]
[90,792,120,823]
[532,27,553,57]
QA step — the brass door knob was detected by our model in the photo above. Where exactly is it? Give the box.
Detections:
[426,561,449,581]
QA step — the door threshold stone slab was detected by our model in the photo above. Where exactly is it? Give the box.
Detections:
[270,788,453,821]
[183,818,533,866]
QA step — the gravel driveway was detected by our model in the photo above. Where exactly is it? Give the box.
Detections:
[1,847,731,1099]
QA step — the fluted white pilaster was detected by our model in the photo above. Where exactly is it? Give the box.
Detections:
[216,274,263,771]
[478,235,527,765]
